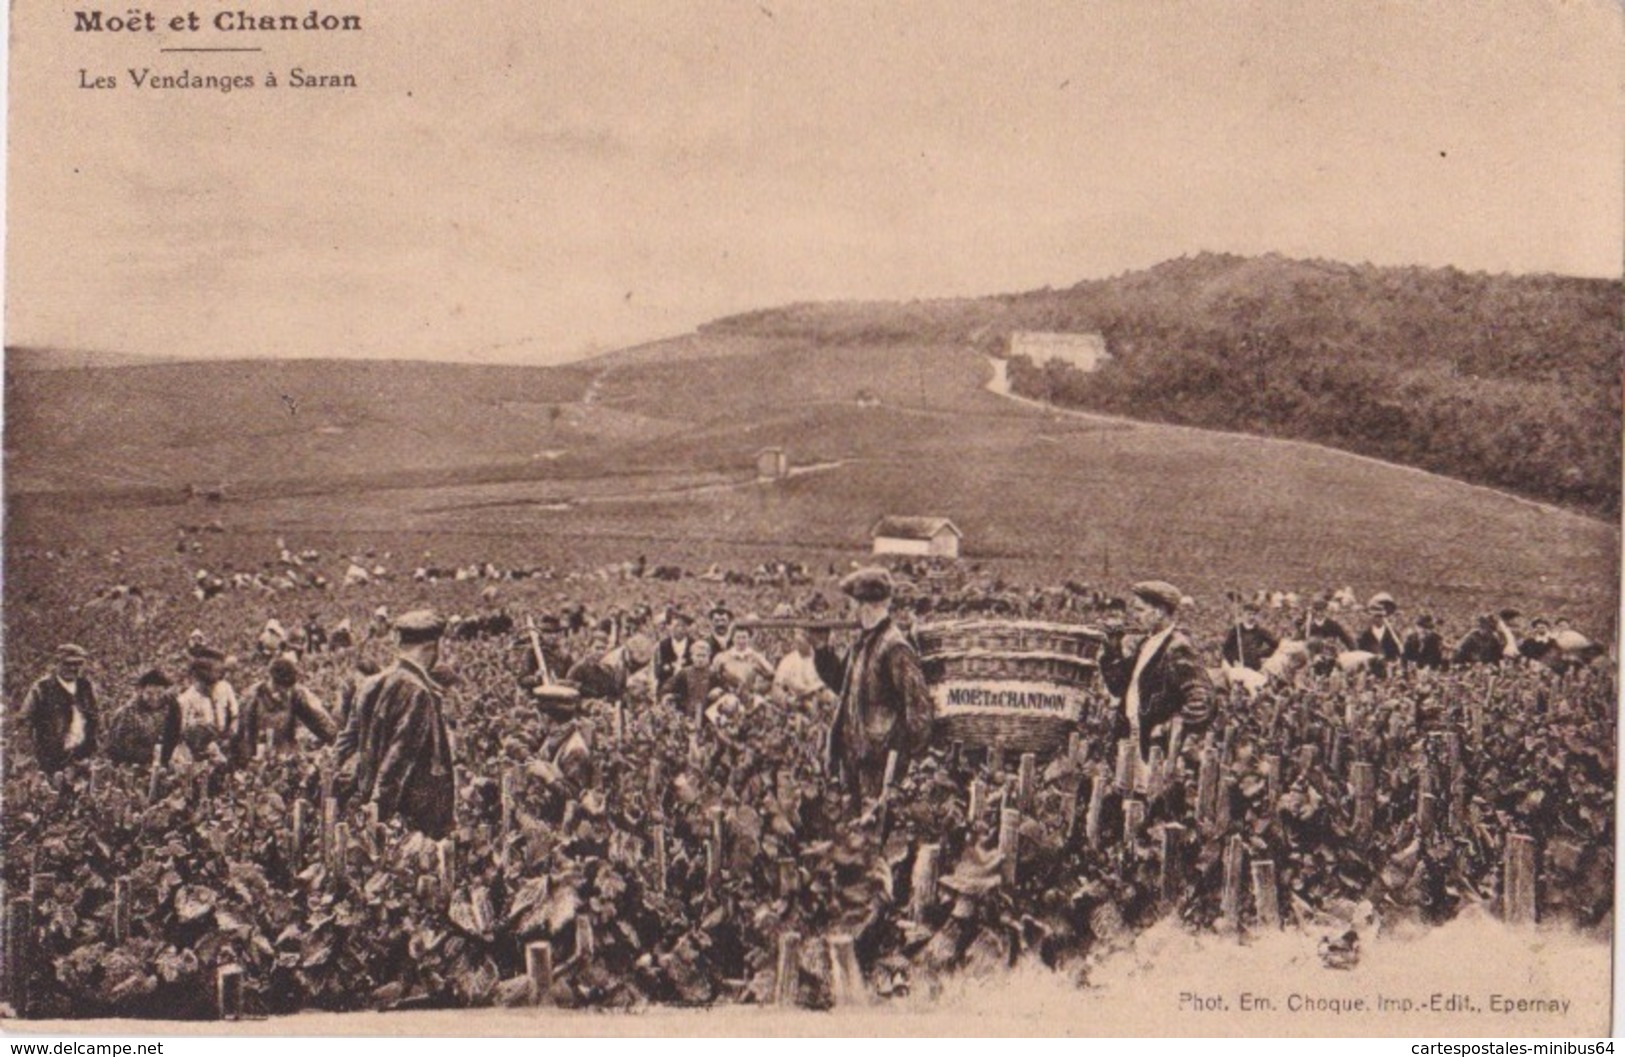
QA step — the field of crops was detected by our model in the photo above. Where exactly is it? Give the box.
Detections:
[0,541,1614,1022]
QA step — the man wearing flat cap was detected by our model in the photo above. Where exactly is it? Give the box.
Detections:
[1222,602,1279,670]
[107,668,182,768]
[705,605,735,662]
[20,644,100,775]
[344,610,456,837]
[826,566,934,800]
[1099,582,1213,762]
[1402,613,1446,671]
[1355,594,1403,666]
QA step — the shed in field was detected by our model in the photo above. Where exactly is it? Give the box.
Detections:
[756,447,789,480]
[871,516,963,559]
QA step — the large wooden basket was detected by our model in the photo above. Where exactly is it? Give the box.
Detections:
[918,619,1105,755]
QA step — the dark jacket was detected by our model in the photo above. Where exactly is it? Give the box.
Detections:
[826,617,933,798]
[21,675,99,775]
[1519,635,1564,668]
[653,637,693,688]
[1356,623,1403,663]
[1100,628,1214,760]
[350,659,455,838]
[105,689,181,767]
[1221,624,1278,669]
[1453,627,1508,666]
[233,681,338,763]
[813,644,846,693]
[1403,629,1446,670]
[1305,616,1355,651]
[660,663,716,721]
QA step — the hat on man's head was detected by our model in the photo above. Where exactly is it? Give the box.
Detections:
[1310,596,1329,612]
[56,643,89,663]
[1499,608,1522,623]
[1368,592,1397,613]
[1241,601,1261,615]
[1416,614,1435,629]
[136,667,171,688]
[840,566,894,603]
[395,609,447,645]
[709,604,733,620]
[268,654,300,685]
[1130,581,1183,613]
[190,645,226,664]
[1531,615,1551,629]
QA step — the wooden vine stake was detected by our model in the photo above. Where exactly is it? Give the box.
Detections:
[1350,762,1375,842]
[435,837,456,893]
[909,844,940,919]
[1085,768,1107,848]
[774,932,802,1006]
[6,896,33,1015]
[1195,748,1220,832]
[1220,835,1245,935]
[827,934,865,1006]
[332,823,351,885]
[1251,859,1280,929]
[525,941,553,1006]
[147,743,164,802]
[967,778,987,829]
[575,914,596,961]
[1159,824,1186,908]
[650,823,668,894]
[1263,754,1282,815]
[1122,798,1146,849]
[1018,752,1037,810]
[1114,739,1135,794]
[1502,834,1537,926]
[216,964,244,1021]
[291,800,309,871]
[998,808,1021,885]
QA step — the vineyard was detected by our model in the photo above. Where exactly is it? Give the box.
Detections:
[0,556,1614,1020]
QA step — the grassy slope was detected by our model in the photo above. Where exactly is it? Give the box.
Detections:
[4,329,1617,630]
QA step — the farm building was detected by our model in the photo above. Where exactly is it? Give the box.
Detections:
[1008,331,1111,372]
[871,516,963,559]
[756,447,789,480]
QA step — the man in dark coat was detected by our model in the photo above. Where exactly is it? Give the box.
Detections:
[1099,581,1214,762]
[106,668,182,767]
[1304,598,1355,650]
[1518,616,1565,669]
[233,654,338,763]
[20,644,100,775]
[1221,604,1278,669]
[654,610,696,688]
[346,611,456,838]
[825,567,934,800]
[1356,594,1403,665]
[1402,614,1446,671]
[1453,614,1509,666]
[705,605,735,661]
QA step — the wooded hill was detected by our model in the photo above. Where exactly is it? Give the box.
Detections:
[702,254,1623,516]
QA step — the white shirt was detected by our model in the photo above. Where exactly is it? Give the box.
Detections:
[1124,625,1175,731]
[56,679,88,752]
[773,650,826,701]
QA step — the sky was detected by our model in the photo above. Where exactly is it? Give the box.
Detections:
[5,0,1622,364]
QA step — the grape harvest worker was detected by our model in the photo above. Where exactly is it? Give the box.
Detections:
[106,668,182,768]
[825,567,934,800]
[175,646,239,759]
[349,610,456,838]
[1099,581,1214,762]
[20,643,100,775]
[1222,602,1279,669]
[233,654,339,763]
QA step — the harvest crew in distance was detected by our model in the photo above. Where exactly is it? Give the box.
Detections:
[1099,581,1214,762]
[825,567,934,800]
[345,609,456,838]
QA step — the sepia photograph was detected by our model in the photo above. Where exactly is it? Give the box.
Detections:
[1,0,1620,1040]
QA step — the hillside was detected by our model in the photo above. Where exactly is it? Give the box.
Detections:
[4,322,1617,632]
[698,254,1624,514]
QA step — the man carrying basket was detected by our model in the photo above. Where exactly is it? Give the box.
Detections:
[825,566,934,800]
[1099,580,1214,762]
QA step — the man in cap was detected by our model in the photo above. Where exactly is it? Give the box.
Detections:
[20,644,100,775]
[234,653,338,763]
[176,645,239,760]
[1355,594,1402,665]
[1304,597,1355,651]
[1518,616,1564,668]
[825,566,934,800]
[705,605,735,660]
[1453,614,1509,667]
[654,610,695,688]
[106,668,182,768]
[1221,602,1279,670]
[346,610,456,837]
[1402,614,1446,671]
[1099,582,1213,762]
